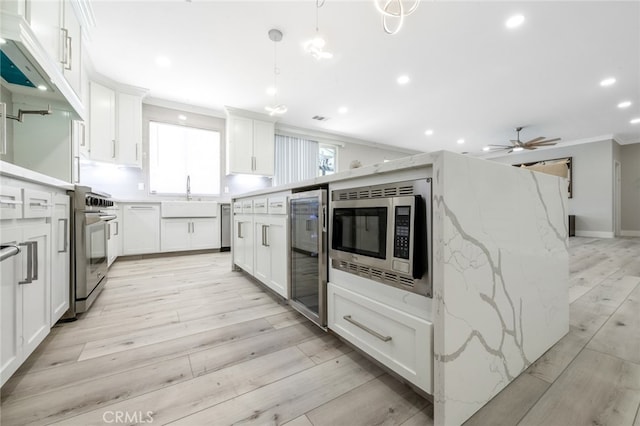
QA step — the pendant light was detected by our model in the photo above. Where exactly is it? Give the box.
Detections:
[265,29,287,116]
[374,0,420,35]
[304,0,333,60]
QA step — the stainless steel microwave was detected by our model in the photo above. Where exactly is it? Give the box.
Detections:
[330,178,432,297]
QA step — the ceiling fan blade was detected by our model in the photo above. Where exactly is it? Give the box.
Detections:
[523,136,545,144]
[487,144,511,147]
[528,142,558,147]
[524,146,537,150]
[534,138,561,144]
[509,139,520,146]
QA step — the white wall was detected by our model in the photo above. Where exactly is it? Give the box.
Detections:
[490,139,616,237]
[621,143,640,234]
[338,143,410,171]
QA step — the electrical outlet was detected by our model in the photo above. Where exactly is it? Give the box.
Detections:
[138,182,145,190]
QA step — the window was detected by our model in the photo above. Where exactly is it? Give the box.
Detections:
[319,144,337,176]
[149,121,220,195]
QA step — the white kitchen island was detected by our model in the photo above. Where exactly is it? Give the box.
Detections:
[232,150,569,426]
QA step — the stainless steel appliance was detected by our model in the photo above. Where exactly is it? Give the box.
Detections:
[289,189,328,328]
[330,178,432,297]
[220,203,231,251]
[63,186,115,319]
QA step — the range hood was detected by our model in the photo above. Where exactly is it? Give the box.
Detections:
[0,12,85,120]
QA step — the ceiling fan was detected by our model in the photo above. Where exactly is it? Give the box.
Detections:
[486,127,561,153]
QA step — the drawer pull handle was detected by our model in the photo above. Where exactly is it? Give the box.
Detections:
[0,200,23,206]
[343,315,392,342]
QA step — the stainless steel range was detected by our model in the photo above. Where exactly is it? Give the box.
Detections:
[62,186,115,319]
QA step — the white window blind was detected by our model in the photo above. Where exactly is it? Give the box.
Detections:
[149,121,221,195]
[274,134,318,186]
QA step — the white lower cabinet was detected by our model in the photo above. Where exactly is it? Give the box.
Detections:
[51,194,70,325]
[253,215,288,298]
[161,218,219,252]
[122,204,160,255]
[107,212,121,266]
[327,282,433,394]
[1,223,51,386]
[232,214,253,274]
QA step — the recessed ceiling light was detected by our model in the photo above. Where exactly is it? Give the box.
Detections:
[457,139,465,145]
[631,118,640,124]
[338,106,348,114]
[266,86,277,96]
[600,77,616,87]
[424,129,434,136]
[155,56,171,68]
[505,14,525,29]
[0,38,6,45]
[178,114,187,120]
[617,101,632,109]
[482,146,491,152]
[37,85,47,91]
[397,75,410,85]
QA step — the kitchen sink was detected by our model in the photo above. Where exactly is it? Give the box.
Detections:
[161,201,218,218]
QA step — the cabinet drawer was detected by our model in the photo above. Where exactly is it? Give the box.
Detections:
[23,189,53,219]
[233,202,243,214]
[242,200,253,214]
[253,198,267,214]
[328,282,433,394]
[268,196,287,214]
[0,186,23,220]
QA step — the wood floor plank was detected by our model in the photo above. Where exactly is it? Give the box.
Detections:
[519,349,640,426]
[463,372,549,425]
[50,347,315,426]
[77,304,289,360]
[266,310,308,329]
[0,356,193,426]
[1,319,274,404]
[283,415,315,426]
[9,338,84,378]
[188,322,321,377]
[305,374,428,426]
[400,405,435,426]
[296,333,353,365]
[587,280,640,364]
[167,352,384,426]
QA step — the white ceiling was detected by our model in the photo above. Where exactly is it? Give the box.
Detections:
[86,0,640,155]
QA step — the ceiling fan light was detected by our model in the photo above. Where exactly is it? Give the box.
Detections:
[482,146,491,152]
[513,147,524,152]
[265,104,288,116]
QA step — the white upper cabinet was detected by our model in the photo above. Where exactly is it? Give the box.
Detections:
[225,109,275,176]
[117,92,142,167]
[28,0,62,64]
[89,81,143,167]
[89,81,116,162]
[61,0,82,98]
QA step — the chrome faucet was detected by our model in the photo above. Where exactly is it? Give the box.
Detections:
[186,175,192,201]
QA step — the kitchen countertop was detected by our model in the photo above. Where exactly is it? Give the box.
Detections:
[234,152,437,199]
[0,161,75,190]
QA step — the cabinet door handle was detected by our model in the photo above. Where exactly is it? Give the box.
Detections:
[0,102,6,155]
[74,156,80,183]
[135,143,139,161]
[60,28,69,66]
[237,222,243,239]
[264,225,269,247]
[130,206,154,210]
[107,223,112,240]
[191,222,195,233]
[66,33,73,71]
[112,140,116,158]
[0,199,23,206]
[251,156,256,171]
[322,205,327,233]
[58,218,68,253]
[80,122,86,147]
[343,315,392,342]
[115,221,119,236]
[18,241,37,284]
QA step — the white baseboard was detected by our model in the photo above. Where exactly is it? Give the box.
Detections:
[574,231,615,238]
[620,230,640,237]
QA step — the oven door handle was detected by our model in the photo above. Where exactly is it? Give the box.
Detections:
[100,215,117,222]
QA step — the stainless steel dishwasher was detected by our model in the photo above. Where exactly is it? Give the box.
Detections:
[220,203,231,251]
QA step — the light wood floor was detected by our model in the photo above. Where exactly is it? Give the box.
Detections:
[1,237,639,426]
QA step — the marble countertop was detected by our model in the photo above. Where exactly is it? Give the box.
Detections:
[233,151,436,199]
[0,161,75,190]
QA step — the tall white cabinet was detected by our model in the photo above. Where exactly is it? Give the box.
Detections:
[225,109,276,176]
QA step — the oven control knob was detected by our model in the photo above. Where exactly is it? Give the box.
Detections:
[86,196,94,206]
[91,197,100,206]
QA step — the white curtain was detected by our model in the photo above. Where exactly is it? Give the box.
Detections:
[274,134,318,186]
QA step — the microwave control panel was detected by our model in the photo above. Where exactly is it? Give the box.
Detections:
[393,206,411,259]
